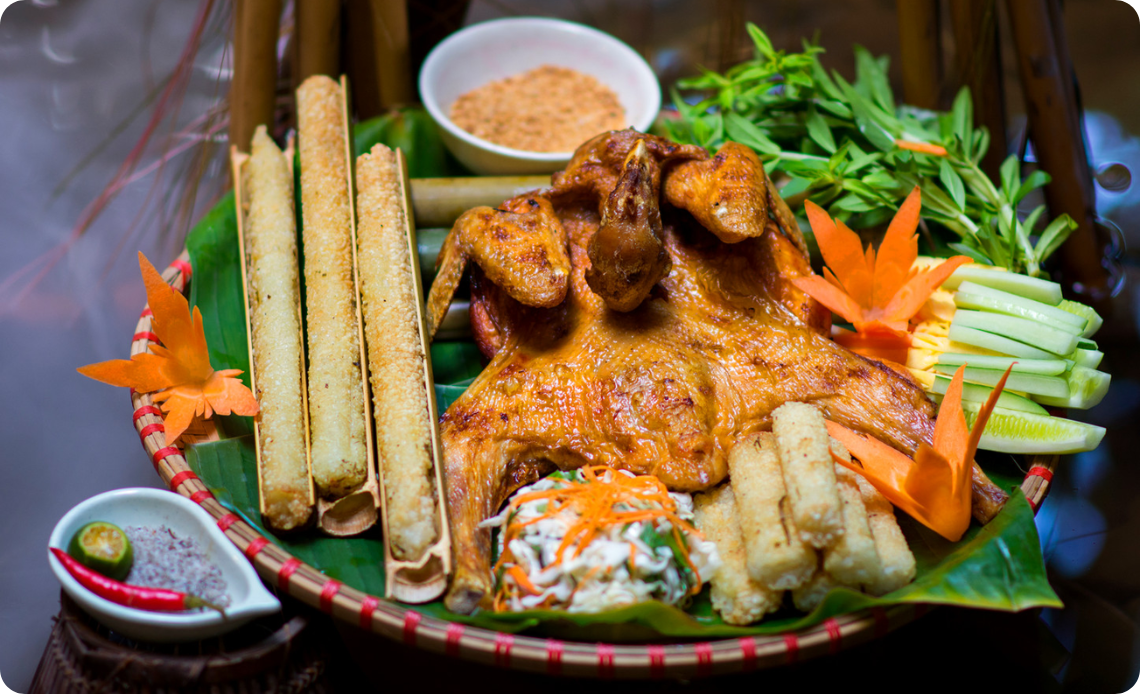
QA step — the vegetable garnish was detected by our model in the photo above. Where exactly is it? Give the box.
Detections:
[51,547,223,613]
[483,467,719,613]
[790,187,972,360]
[894,139,948,157]
[78,252,258,445]
[826,363,1014,542]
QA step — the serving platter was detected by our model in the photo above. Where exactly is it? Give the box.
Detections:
[126,227,1060,677]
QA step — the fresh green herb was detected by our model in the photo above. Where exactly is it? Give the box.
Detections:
[664,24,1076,277]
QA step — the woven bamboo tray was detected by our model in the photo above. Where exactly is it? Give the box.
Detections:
[127,251,1059,679]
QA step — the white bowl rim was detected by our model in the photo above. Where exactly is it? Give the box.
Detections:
[47,487,279,630]
[419,16,662,163]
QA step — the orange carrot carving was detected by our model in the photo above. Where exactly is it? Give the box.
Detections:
[78,252,258,445]
[791,187,971,360]
[826,363,1013,541]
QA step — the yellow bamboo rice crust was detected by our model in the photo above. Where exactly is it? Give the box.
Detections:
[246,126,313,530]
[355,144,439,561]
[296,75,367,498]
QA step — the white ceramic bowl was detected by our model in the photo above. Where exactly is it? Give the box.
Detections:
[419,17,661,175]
[48,488,280,642]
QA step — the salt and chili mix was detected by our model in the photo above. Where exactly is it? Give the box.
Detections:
[448,65,627,153]
[124,525,230,608]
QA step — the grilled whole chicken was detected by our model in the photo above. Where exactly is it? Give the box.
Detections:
[426,131,1008,614]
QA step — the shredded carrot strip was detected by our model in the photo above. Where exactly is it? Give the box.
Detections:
[507,565,542,596]
[895,139,949,156]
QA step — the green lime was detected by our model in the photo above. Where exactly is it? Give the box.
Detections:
[68,521,133,580]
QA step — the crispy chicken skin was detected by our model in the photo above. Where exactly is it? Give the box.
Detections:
[436,130,1006,614]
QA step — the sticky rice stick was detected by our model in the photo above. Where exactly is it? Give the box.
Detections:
[791,566,837,612]
[853,473,916,595]
[355,144,440,561]
[727,433,816,591]
[245,126,313,531]
[297,75,368,498]
[693,484,782,625]
[772,402,844,548]
[822,438,882,587]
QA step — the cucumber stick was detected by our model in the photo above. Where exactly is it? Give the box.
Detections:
[1058,300,1104,338]
[1031,366,1111,409]
[931,375,1049,414]
[1071,349,1104,369]
[948,324,1055,359]
[952,310,1079,356]
[932,363,1070,398]
[944,265,1064,305]
[960,402,1105,454]
[935,352,1070,376]
[955,281,1086,332]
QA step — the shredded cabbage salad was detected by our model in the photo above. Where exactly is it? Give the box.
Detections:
[480,466,720,613]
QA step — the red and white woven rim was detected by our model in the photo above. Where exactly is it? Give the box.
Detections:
[126,252,1057,679]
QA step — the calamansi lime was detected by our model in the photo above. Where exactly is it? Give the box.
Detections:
[68,521,133,580]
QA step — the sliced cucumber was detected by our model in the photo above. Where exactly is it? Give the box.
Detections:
[932,363,1070,398]
[960,402,1106,454]
[935,352,1070,376]
[948,324,1055,359]
[1058,299,1104,338]
[952,310,1079,357]
[955,281,1087,332]
[1077,337,1099,350]
[1070,348,1104,369]
[943,265,1063,305]
[932,375,1049,414]
[1031,366,1111,409]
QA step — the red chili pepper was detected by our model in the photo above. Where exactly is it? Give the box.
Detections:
[50,547,222,613]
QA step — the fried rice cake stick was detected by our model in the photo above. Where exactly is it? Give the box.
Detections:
[297,75,368,498]
[772,402,844,548]
[791,566,837,612]
[853,472,916,595]
[727,433,816,591]
[823,438,882,587]
[245,126,314,531]
[693,484,783,625]
[355,144,440,561]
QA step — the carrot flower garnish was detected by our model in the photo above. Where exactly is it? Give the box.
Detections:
[791,187,972,360]
[826,363,1013,542]
[79,252,258,445]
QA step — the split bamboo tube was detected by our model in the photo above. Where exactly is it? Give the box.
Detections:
[895,0,943,110]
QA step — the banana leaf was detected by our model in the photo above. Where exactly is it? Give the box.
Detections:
[181,108,1060,641]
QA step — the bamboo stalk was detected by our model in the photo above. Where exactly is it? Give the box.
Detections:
[896,0,943,110]
[1006,0,1107,299]
[368,0,414,107]
[950,0,1007,181]
[344,0,382,119]
[293,0,341,85]
[229,0,282,151]
[409,175,550,227]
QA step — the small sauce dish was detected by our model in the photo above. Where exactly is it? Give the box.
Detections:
[419,17,661,175]
[48,487,280,643]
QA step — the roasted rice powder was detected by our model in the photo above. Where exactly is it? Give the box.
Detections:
[448,65,627,153]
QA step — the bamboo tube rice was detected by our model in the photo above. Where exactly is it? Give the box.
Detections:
[297,75,368,498]
[355,144,440,561]
[245,126,313,530]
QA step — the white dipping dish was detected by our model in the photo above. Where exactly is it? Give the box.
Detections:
[419,17,661,175]
[48,487,280,643]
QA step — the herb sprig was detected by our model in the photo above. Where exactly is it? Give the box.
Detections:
[663,23,1075,277]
